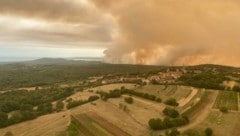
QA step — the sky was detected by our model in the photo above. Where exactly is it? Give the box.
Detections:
[1,0,240,66]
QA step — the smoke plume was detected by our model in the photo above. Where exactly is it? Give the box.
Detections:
[91,0,240,66]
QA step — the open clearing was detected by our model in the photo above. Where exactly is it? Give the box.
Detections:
[0,111,70,136]
[72,113,114,136]
[196,111,240,136]
[70,94,168,136]
[72,112,130,136]
[135,85,193,102]
[178,88,198,107]
[213,91,239,111]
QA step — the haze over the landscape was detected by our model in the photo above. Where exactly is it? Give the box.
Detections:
[1,0,240,66]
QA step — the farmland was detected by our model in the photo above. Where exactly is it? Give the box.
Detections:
[213,91,239,111]
[134,85,193,102]
[0,61,240,136]
[196,111,240,136]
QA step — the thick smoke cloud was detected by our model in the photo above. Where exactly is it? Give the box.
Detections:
[0,0,114,47]
[91,0,240,66]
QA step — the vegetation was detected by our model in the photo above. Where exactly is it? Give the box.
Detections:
[165,128,181,136]
[97,88,162,103]
[56,100,64,112]
[0,112,8,127]
[179,72,227,90]
[0,87,74,113]
[219,107,228,113]
[0,61,164,90]
[205,128,213,136]
[66,121,79,136]
[67,95,99,109]
[124,97,134,104]
[164,98,179,107]
[213,91,238,111]
[148,116,189,130]
[163,107,179,118]
[232,85,240,92]
[4,131,14,136]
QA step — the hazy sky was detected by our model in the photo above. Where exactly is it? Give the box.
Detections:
[1,0,240,66]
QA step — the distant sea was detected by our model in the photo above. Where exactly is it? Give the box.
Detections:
[0,57,103,63]
[0,57,39,62]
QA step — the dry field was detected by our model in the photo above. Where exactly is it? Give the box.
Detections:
[196,111,240,136]
[0,111,70,136]
[0,83,228,136]
[135,85,195,105]
[89,83,137,92]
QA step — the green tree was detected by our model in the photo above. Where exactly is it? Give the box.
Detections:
[205,128,213,136]
[124,97,134,104]
[148,118,164,130]
[163,107,179,118]
[56,101,64,112]
[0,112,8,128]
[164,98,179,107]
[220,107,228,113]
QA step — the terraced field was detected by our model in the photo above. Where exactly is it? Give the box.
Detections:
[135,85,193,101]
[72,113,130,136]
[213,91,239,111]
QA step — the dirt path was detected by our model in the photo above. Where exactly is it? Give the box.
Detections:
[178,88,198,107]
[179,91,218,131]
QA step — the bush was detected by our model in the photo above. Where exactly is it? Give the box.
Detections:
[66,100,86,109]
[163,107,179,118]
[164,98,179,106]
[220,107,228,113]
[56,101,64,112]
[156,97,162,103]
[0,112,8,128]
[205,128,213,136]
[4,131,14,136]
[125,97,134,104]
[88,95,100,102]
[148,118,164,130]
[165,128,180,136]
[148,116,189,131]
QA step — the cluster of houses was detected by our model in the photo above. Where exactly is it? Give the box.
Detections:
[96,69,185,85]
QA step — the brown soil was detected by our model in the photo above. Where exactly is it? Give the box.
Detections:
[86,112,130,136]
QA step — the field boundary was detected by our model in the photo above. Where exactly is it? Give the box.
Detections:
[72,112,130,136]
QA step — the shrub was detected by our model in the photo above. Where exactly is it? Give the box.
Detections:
[163,107,179,118]
[0,112,8,128]
[205,128,213,136]
[156,97,162,103]
[148,116,189,131]
[56,101,64,112]
[148,118,164,130]
[220,107,228,113]
[125,97,134,104]
[4,131,14,136]
[88,95,100,102]
[165,128,180,136]
[164,98,179,106]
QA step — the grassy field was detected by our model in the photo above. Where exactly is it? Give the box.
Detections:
[72,114,114,136]
[213,91,239,111]
[196,111,240,136]
[90,83,137,93]
[135,85,193,102]
[0,111,70,136]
